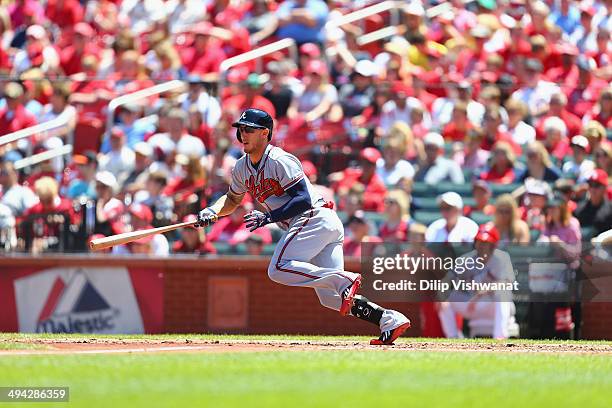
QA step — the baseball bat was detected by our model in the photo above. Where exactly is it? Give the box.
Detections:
[89,220,198,251]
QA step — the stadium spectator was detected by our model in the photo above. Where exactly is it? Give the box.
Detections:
[542,116,571,163]
[425,192,479,243]
[343,210,381,257]
[84,0,120,36]
[442,101,473,143]
[263,61,295,120]
[562,136,595,183]
[98,127,136,182]
[518,141,561,183]
[414,132,464,185]
[39,82,77,139]
[287,60,337,125]
[380,81,430,134]
[511,58,560,117]
[452,130,490,175]
[565,56,608,118]
[179,76,221,134]
[133,170,174,227]
[67,151,98,199]
[59,22,97,75]
[302,159,334,205]
[148,40,185,81]
[553,178,578,214]
[126,233,155,255]
[339,59,377,119]
[480,106,520,155]
[378,189,411,243]
[119,0,166,35]
[331,147,387,212]
[207,198,272,245]
[586,87,612,129]
[0,82,36,136]
[520,178,551,232]
[551,0,580,36]
[180,22,226,76]
[275,0,329,45]
[539,194,582,252]
[464,180,495,217]
[12,25,59,74]
[594,144,612,177]
[432,78,484,129]
[242,0,278,45]
[224,73,276,122]
[503,98,536,146]
[148,108,206,157]
[0,159,38,216]
[437,223,517,339]
[119,202,169,256]
[101,103,155,153]
[376,137,415,188]
[163,155,206,202]
[92,171,124,237]
[574,170,612,236]
[123,142,153,191]
[172,214,216,255]
[245,233,266,256]
[493,194,530,244]
[21,177,75,254]
[165,0,207,35]
[0,202,17,251]
[536,93,582,141]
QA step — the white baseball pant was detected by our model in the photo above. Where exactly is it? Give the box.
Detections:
[268,206,359,311]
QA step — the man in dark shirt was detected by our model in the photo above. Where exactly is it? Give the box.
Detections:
[574,169,612,236]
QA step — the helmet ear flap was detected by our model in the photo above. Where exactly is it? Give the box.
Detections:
[236,128,242,143]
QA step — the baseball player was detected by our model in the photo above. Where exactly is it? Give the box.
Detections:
[195,108,411,345]
[437,224,516,339]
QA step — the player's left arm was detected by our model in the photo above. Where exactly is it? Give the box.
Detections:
[244,179,312,232]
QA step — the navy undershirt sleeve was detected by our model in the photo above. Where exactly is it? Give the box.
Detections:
[268,179,312,222]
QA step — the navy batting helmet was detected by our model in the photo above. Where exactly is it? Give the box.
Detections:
[232,108,273,143]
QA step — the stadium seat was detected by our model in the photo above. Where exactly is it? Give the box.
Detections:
[436,182,472,197]
[469,212,493,225]
[413,197,439,211]
[581,226,595,242]
[490,183,522,197]
[529,229,541,242]
[413,210,441,226]
[213,242,233,255]
[363,211,386,229]
[263,244,277,256]
[411,182,437,197]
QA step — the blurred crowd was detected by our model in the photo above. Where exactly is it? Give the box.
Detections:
[0,0,610,257]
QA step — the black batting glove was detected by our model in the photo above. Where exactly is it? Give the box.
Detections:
[244,210,272,232]
[195,208,218,228]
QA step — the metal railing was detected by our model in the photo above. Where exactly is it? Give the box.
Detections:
[13,144,73,170]
[357,26,399,46]
[0,110,76,147]
[326,0,400,31]
[105,80,186,133]
[217,38,297,95]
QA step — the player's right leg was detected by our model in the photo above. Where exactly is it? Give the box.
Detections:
[267,208,360,296]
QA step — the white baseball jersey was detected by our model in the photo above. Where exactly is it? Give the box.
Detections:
[229,144,322,230]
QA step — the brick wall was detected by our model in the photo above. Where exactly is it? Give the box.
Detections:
[1,256,610,339]
[163,258,421,336]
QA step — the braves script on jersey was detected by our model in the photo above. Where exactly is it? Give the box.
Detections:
[230,144,321,229]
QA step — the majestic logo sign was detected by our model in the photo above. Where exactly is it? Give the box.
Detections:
[36,271,119,333]
[14,267,144,334]
[245,171,284,203]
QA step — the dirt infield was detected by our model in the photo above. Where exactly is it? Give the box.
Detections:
[2,337,612,355]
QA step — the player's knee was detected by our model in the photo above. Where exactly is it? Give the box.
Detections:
[267,262,283,283]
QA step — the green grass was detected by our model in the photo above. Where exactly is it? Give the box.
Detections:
[0,335,610,408]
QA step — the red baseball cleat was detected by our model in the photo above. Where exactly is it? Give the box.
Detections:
[370,321,411,346]
[339,275,362,316]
